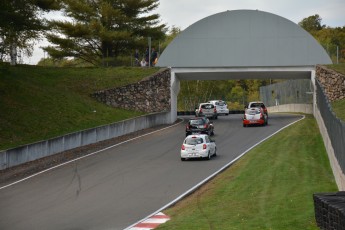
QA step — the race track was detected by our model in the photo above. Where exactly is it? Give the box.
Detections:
[0,113,302,230]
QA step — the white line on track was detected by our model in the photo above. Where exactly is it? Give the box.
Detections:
[0,119,185,190]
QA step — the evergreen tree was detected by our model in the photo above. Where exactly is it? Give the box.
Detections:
[45,0,166,66]
[0,0,60,65]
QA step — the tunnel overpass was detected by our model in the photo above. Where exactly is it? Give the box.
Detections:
[156,9,332,123]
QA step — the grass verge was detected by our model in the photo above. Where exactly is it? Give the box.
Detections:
[332,99,345,121]
[0,65,159,150]
[157,115,337,230]
[327,63,345,75]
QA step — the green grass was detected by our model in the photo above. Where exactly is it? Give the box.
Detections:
[327,63,345,75]
[0,65,160,150]
[157,115,337,230]
[332,99,345,121]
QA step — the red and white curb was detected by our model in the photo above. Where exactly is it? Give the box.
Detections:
[128,212,170,230]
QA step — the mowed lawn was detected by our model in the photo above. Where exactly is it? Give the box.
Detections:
[0,65,159,150]
[157,115,337,230]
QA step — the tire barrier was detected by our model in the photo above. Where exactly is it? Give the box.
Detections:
[313,192,345,229]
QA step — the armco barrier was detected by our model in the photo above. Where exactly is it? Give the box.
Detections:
[0,112,170,170]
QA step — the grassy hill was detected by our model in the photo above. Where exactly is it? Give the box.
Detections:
[0,64,159,150]
[327,64,345,75]
[332,99,345,120]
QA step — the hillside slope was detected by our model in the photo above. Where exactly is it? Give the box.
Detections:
[0,65,159,150]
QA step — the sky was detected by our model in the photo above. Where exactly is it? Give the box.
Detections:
[23,0,345,65]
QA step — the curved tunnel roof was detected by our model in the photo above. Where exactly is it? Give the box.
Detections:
[157,10,332,68]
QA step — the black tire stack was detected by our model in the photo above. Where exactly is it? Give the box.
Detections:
[313,192,345,229]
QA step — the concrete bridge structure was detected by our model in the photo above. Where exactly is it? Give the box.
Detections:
[156,9,332,123]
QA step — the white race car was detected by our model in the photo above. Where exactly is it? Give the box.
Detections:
[180,134,217,161]
[208,100,229,116]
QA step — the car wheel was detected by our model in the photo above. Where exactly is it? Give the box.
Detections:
[213,147,217,157]
[243,124,246,127]
[181,158,186,161]
[205,151,211,160]
[215,116,218,120]
[211,130,214,136]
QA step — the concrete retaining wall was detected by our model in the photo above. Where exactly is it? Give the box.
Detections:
[314,106,345,190]
[267,103,313,114]
[0,112,170,170]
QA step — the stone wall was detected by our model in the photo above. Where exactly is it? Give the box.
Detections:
[316,65,345,102]
[92,68,171,113]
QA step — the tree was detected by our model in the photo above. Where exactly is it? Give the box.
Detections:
[45,0,166,66]
[299,15,345,63]
[298,14,325,33]
[315,26,345,62]
[0,0,60,65]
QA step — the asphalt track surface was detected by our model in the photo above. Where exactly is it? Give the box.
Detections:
[0,113,302,230]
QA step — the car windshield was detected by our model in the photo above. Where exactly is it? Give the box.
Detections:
[250,103,263,108]
[189,119,204,125]
[185,137,204,145]
[247,109,261,115]
[216,101,226,106]
[201,104,213,109]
